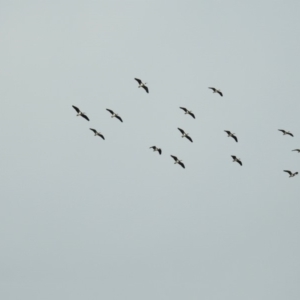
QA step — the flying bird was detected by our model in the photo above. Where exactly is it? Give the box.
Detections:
[150,146,162,155]
[134,78,149,93]
[224,130,238,142]
[170,155,185,169]
[208,87,223,97]
[90,128,105,140]
[72,105,90,121]
[278,129,293,137]
[231,155,242,166]
[179,107,195,119]
[283,170,298,177]
[106,109,123,122]
[292,149,300,153]
[178,128,193,143]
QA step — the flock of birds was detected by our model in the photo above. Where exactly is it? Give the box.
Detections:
[71,78,298,177]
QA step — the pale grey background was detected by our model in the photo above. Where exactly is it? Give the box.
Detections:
[1,0,300,299]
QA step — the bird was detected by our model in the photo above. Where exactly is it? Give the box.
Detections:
[231,155,242,166]
[208,87,223,97]
[283,170,298,177]
[134,78,149,93]
[179,107,195,119]
[106,109,123,122]
[224,130,238,142]
[72,105,90,121]
[170,155,185,168]
[90,128,105,140]
[278,129,293,137]
[177,128,193,142]
[292,149,300,153]
[150,146,162,155]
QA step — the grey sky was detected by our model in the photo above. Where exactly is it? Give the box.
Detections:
[1,1,300,299]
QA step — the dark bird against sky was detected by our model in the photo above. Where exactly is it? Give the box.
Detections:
[231,155,242,166]
[224,130,238,142]
[284,170,298,177]
[72,105,90,121]
[170,155,185,169]
[106,109,123,122]
[135,78,149,93]
[178,128,193,143]
[278,129,293,137]
[179,107,195,119]
[208,87,223,97]
[150,146,162,155]
[90,128,105,140]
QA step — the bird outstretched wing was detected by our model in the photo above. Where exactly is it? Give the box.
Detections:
[171,155,178,161]
[158,149,162,155]
[287,132,294,137]
[106,109,114,115]
[99,134,105,140]
[284,170,292,175]
[185,135,193,143]
[134,78,142,84]
[237,159,242,166]
[116,115,123,122]
[217,91,223,97]
[232,135,238,142]
[231,155,237,160]
[189,112,195,119]
[72,105,80,113]
[81,114,89,121]
[90,128,97,134]
[142,85,149,93]
[208,87,216,92]
[180,107,187,112]
[178,128,185,134]
[178,161,185,169]
[278,129,285,133]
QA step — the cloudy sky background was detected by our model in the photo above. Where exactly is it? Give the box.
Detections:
[1,0,300,299]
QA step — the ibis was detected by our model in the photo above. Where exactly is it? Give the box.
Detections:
[231,155,242,166]
[178,128,193,142]
[179,107,195,119]
[106,109,123,122]
[150,146,162,155]
[170,155,185,169]
[224,130,238,142]
[208,87,223,97]
[90,128,105,140]
[278,129,293,137]
[72,105,90,121]
[134,78,149,93]
[284,170,298,177]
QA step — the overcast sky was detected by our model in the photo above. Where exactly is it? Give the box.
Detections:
[1,1,300,299]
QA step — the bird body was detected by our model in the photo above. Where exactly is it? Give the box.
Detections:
[284,170,298,177]
[178,128,193,142]
[224,130,238,142]
[278,129,293,137]
[231,155,242,166]
[179,107,195,119]
[90,128,105,140]
[209,87,223,97]
[106,109,123,122]
[170,155,185,168]
[134,78,149,93]
[72,105,90,121]
[150,146,162,155]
